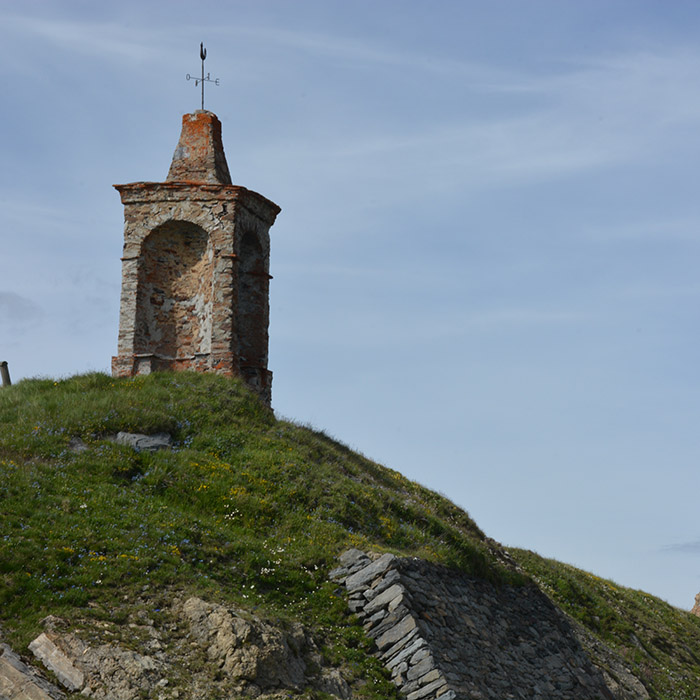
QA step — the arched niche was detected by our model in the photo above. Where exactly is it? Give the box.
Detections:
[135,220,214,359]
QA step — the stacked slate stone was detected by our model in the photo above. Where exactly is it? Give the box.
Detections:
[331,549,622,700]
[331,549,453,700]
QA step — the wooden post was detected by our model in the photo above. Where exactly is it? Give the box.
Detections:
[0,361,11,387]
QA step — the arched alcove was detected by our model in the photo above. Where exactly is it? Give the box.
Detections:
[135,220,213,359]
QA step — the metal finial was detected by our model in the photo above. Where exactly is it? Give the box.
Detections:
[186,42,220,110]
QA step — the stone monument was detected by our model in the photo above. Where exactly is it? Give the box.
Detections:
[112,110,280,404]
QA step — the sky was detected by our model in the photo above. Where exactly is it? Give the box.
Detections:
[1,0,700,609]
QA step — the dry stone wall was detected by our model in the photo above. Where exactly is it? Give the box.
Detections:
[331,550,647,700]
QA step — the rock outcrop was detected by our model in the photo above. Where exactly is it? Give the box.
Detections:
[0,642,65,700]
[691,592,700,617]
[29,629,162,699]
[180,596,349,698]
[7,596,350,700]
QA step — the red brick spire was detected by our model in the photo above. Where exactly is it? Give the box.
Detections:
[166,110,232,184]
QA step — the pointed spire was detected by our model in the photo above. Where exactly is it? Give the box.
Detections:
[166,110,232,184]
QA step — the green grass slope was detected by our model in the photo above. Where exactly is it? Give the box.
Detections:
[0,372,514,698]
[1,371,699,699]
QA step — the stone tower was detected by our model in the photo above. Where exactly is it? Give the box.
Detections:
[112,110,280,404]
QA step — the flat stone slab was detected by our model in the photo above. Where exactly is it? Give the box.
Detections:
[113,432,172,453]
[406,676,447,700]
[345,553,396,592]
[28,634,84,692]
[376,614,417,651]
[339,548,370,569]
[365,583,404,616]
[385,638,426,670]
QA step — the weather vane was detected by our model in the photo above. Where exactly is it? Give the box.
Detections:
[186,42,219,110]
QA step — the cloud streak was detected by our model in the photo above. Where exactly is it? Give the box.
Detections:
[0,292,44,325]
[1,14,169,64]
[663,541,700,554]
[259,44,700,194]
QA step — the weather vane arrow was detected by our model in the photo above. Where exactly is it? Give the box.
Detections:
[186,42,220,110]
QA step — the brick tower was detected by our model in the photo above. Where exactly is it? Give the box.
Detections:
[112,111,280,404]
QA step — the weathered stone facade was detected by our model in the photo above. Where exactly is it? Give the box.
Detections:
[112,111,280,404]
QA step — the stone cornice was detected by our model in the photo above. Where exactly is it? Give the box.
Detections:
[114,181,281,225]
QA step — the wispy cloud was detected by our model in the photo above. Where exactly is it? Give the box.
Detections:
[0,292,44,325]
[663,541,700,554]
[261,43,700,192]
[218,23,512,86]
[584,217,700,243]
[276,300,585,348]
[0,14,175,64]
[7,11,700,192]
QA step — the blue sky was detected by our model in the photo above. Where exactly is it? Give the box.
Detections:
[2,0,700,609]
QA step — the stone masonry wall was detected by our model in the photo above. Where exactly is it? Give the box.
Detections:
[113,111,280,405]
[235,212,272,397]
[332,550,648,700]
[112,182,279,404]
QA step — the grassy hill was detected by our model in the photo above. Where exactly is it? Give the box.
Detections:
[1,371,700,698]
